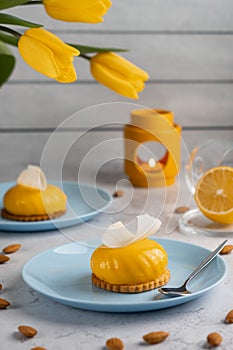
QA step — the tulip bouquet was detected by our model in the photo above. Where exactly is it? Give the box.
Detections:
[0,0,149,98]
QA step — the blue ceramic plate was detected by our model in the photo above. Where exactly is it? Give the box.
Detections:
[0,181,112,232]
[22,238,227,312]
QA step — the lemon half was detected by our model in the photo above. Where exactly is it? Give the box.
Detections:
[194,166,233,224]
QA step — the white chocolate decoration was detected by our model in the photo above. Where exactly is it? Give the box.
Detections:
[102,214,161,248]
[17,165,47,190]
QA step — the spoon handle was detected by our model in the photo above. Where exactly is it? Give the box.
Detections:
[184,240,227,286]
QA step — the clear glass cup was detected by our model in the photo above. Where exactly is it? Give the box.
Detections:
[185,139,233,194]
[180,139,233,235]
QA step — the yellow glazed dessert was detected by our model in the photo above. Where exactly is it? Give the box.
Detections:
[1,165,67,221]
[90,215,170,293]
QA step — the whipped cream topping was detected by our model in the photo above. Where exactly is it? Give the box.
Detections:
[102,214,161,248]
[17,165,47,190]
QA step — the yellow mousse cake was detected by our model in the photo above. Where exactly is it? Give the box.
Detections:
[1,165,67,221]
[90,215,170,293]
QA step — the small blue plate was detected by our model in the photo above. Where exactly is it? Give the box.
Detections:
[22,238,227,312]
[0,181,112,232]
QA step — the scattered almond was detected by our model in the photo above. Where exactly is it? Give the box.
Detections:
[220,245,233,255]
[3,243,21,254]
[225,309,233,323]
[0,298,11,309]
[112,190,124,198]
[0,254,10,264]
[174,206,189,214]
[0,283,2,290]
[207,332,222,347]
[143,331,169,344]
[31,347,47,350]
[18,325,38,338]
[106,337,124,350]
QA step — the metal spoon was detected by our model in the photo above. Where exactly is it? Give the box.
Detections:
[158,240,227,297]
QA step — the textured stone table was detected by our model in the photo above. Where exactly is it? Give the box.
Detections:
[1,162,233,350]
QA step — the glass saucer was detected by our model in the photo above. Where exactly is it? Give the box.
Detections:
[179,209,233,236]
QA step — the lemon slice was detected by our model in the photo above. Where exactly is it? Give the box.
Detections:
[194,166,233,224]
[17,165,47,190]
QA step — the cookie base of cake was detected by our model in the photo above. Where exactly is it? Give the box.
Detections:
[1,208,66,222]
[91,269,170,293]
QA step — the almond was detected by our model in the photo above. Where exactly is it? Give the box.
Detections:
[112,190,124,198]
[0,283,2,290]
[220,245,233,255]
[31,347,47,350]
[143,331,169,344]
[174,206,189,214]
[225,309,233,323]
[0,298,11,309]
[0,254,10,264]
[3,243,21,254]
[18,325,38,338]
[106,337,124,350]
[207,332,222,346]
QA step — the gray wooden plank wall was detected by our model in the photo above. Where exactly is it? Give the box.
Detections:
[1,0,233,179]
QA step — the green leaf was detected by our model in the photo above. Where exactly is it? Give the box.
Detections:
[0,0,29,10]
[68,43,128,55]
[0,32,19,46]
[0,13,42,28]
[0,41,15,86]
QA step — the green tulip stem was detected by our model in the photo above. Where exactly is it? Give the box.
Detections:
[80,54,91,60]
[0,25,21,38]
[22,1,43,5]
[0,32,18,46]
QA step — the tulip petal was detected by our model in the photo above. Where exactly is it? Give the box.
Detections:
[18,35,59,78]
[83,0,111,8]
[90,52,150,98]
[43,0,111,23]
[93,52,149,81]
[130,79,145,93]
[102,0,112,14]
[18,28,78,83]
[91,61,139,99]
[56,64,77,83]
[44,0,101,8]
[85,1,111,17]
[25,28,79,57]
[79,3,106,23]
[65,9,104,23]
[24,29,79,80]
[44,9,103,23]
[44,7,100,23]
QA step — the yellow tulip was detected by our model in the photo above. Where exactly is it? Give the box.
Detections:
[90,53,149,99]
[18,28,79,83]
[43,0,112,23]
